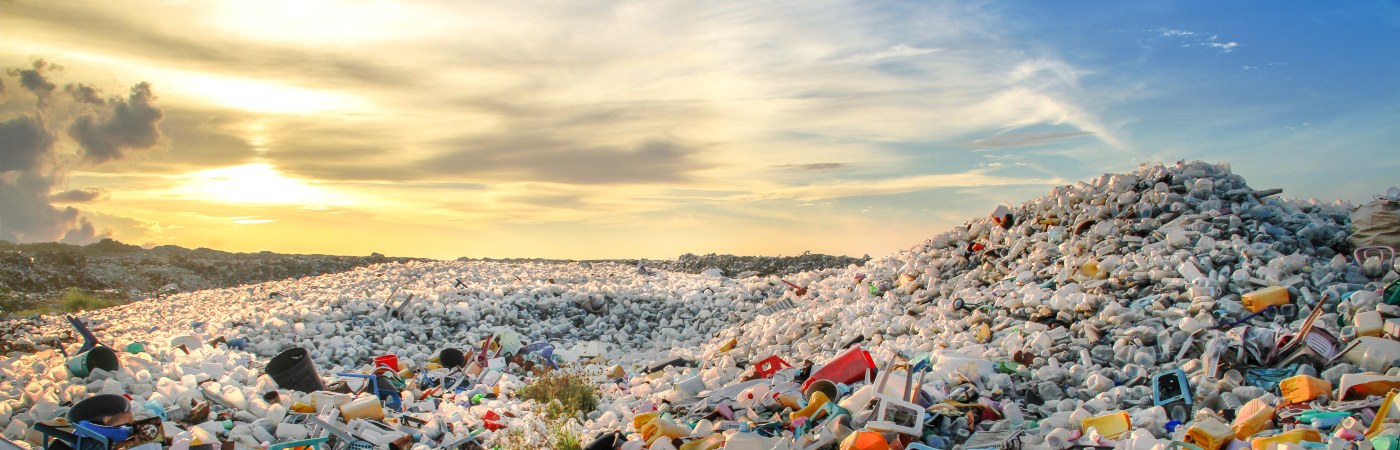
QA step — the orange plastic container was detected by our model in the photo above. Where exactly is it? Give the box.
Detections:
[1280,375,1331,404]
[1231,398,1275,439]
[1242,286,1289,313]
[1184,418,1235,450]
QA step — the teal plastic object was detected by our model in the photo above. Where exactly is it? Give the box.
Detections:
[268,436,330,450]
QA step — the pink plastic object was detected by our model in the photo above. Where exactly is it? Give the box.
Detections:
[801,346,877,393]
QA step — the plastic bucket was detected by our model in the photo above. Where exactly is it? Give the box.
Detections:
[266,348,327,393]
[801,346,876,393]
[373,354,399,371]
[67,345,121,377]
[439,348,466,369]
[67,394,131,424]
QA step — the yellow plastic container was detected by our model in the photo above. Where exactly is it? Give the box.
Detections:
[1231,398,1276,439]
[1280,375,1331,404]
[1242,286,1290,313]
[1251,429,1321,450]
[1357,311,1384,337]
[632,412,658,432]
[790,391,830,421]
[640,416,689,446]
[1081,411,1132,439]
[1184,418,1235,450]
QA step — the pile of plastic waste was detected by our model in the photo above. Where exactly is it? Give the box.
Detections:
[2,161,1399,450]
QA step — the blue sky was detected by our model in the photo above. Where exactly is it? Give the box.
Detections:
[1,1,1396,259]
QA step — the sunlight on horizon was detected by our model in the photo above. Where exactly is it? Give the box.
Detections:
[168,163,355,207]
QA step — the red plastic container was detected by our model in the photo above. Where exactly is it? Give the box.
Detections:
[373,354,399,371]
[801,346,876,392]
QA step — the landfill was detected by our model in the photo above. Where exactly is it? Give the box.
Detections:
[2,160,1399,450]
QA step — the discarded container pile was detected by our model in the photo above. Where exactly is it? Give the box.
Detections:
[2,161,1399,450]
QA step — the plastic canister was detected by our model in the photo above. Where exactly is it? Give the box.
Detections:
[1356,311,1384,337]
[1184,418,1235,450]
[1242,287,1290,313]
[340,396,385,421]
[1081,411,1132,439]
[1342,337,1400,373]
[1280,375,1331,404]
[1231,398,1275,439]
[1251,429,1322,450]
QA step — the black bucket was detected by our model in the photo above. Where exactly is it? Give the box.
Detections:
[265,348,326,393]
[439,348,466,369]
[67,394,130,424]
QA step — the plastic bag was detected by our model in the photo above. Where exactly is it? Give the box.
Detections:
[1351,188,1400,249]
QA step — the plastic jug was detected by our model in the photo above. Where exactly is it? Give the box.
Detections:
[1242,287,1289,313]
[1280,375,1331,404]
[641,416,690,446]
[1251,429,1321,450]
[1082,411,1132,439]
[632,412,659,432]
[1231,398,1275,439]
[340,396,384,421]
[1184,418,1235,450]
[1342,337,1400,373]
[1357,311,1384,337]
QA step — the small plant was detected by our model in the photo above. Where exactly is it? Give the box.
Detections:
[550,423,581,450]
[517,370,599,421]
[58,288,120,312]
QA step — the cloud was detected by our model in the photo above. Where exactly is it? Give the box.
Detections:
[423,138,708,185]
[5,59,60,106]
[64,83,106,105]
[0,60,162,244]
[774,170,1066,201]
[967,131,1092,148]
[0,115,52,172]
[774,163,848,171]
[50,188,106,203]
[68,82,164,164]
[1152,27,1240,53]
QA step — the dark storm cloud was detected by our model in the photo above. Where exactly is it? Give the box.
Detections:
[0,60,162,244]
[967,131,1092,148]
[0,115,52,172]
[65,83,106,105]
[50,188,106,203]
[6,59,59,107]
[68,82,164,164]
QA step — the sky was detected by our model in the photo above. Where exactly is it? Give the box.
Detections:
[1,1,1397,260]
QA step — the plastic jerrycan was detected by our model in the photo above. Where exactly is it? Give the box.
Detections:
[1242,287,1289,313]
[641,416,690,446]
[791,391,831,422]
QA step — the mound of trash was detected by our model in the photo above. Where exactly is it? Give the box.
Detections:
[2,161,1399,450]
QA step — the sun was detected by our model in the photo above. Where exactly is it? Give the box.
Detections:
[170,163,352,206]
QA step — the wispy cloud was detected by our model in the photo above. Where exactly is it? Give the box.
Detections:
[1153,27,1240,53]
